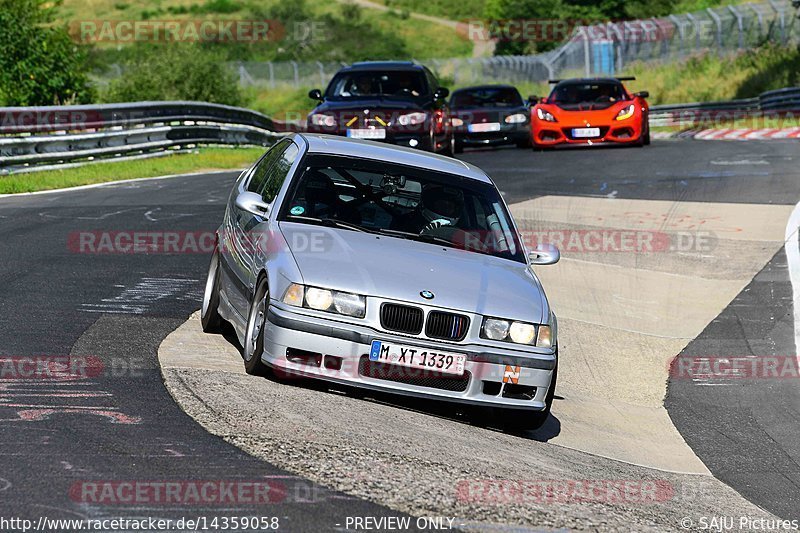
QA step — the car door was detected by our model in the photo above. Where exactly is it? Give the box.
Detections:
[223,140,290,317]
[239,141,300,298]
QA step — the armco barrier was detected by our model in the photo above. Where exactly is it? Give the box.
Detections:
[0,101,292,172]
[1,88,798,172]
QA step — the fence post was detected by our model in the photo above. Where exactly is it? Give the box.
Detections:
[669,15,685,57]
[238,64,255,87]
[706,8,723,53]
[316,61,326,88]
[727,6,745,49]
[767,0,786,44]
[268,62,274,88]
[685,13,701,51]
[749,4,765,38]
[581,28,591,77]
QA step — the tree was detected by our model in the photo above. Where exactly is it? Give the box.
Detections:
[0,0,93,105]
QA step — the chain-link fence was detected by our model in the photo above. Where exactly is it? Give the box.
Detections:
[96,0,798,90]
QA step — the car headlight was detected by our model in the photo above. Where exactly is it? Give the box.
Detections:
[481,317,554,347]
[333,291,366,317]
[310,113,335,127]
[305,287,334,311]
[482,318,510,340]
[536,108,557,122]
[282,283,366,318]
[616,104,635,121]
[397,112,427,126]
[451,117,464,127]
[504,113,527,124]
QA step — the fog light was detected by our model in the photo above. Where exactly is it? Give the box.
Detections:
[409,139,419,147]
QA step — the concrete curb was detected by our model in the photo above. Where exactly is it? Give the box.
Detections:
[653,127,800,141]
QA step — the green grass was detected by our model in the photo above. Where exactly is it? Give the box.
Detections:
[380,0,486,20]
[370,0,751,28]
[60,0,471,61]
[0,146,265,194]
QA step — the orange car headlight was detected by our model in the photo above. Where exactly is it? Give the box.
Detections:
[536,107,557,123]
[615,104,635,121]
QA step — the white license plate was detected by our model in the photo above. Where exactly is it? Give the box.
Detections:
[347,128,386,139]
[468,122,501,133]
[369,340,466,376]
[572,127,601,138]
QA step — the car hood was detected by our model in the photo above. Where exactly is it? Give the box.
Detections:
[451,106,527,122]
[280,222,547,323]
[313,98,430,114]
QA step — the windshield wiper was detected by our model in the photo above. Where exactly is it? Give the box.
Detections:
[286,215,374,234]
[377,228,457,248]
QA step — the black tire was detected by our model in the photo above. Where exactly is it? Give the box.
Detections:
[453,138,464,154]
[441,134,455,157]
[200,251,223,333]
[498,363,558,432]
[243,276,270,376]
[643,130,651,145]
[515,137,531,149]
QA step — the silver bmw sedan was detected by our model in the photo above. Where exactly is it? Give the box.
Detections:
[201,133,560,430]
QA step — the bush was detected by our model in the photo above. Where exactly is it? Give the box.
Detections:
[102,43,244,106]
[0,0,93,105]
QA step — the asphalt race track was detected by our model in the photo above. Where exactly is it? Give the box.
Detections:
[1,138,799,530]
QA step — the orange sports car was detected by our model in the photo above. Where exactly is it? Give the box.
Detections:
[530,77,650,148]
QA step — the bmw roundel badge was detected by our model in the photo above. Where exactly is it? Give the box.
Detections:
[420,290,435,300]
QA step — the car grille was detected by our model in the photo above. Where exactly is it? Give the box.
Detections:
[358,357,470,392]
[425,311,470,341]
[380,303,424,334]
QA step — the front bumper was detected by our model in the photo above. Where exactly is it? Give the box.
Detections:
[306,126,433,150]
[261,304,556,411]
[532,121,643,146]
[456,128,529,147]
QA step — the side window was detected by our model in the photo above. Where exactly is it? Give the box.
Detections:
[261,143,299,203]
[424,68,438,94]
[246,141,288,194]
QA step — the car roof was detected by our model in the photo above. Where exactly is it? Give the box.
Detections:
[452,84,519,93]
[296,134,492,184]
[340,61,424,72]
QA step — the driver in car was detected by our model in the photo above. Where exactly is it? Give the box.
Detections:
[396,184,464,234]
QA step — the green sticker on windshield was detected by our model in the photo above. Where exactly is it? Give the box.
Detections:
[290,206,305,215]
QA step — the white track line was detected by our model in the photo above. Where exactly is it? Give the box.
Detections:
[784,200,800,359]
[0,169,244,200]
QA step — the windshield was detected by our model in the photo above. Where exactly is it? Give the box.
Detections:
[550,82,628,105]
[325,70,429,100]
[451,87,523,108]
[279,155,525,263]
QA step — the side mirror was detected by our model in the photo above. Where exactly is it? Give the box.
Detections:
[635,91,649,98]
[308,89,323,101]
[528,95,539,105]
[528,244,560,265]
[434,87,450,99]
[235,191,271,218]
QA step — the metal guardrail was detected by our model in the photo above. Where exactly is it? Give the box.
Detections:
[0,102,288,173]
[1,88,798,173]
[649,87,800,126]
